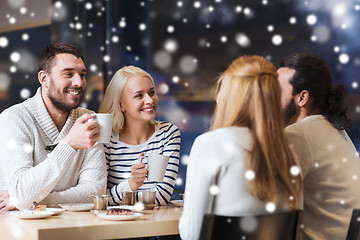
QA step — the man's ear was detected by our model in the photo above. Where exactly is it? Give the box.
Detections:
[297,90,310,107]
[38,70,48,87]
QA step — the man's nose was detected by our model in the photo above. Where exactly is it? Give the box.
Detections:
[72,74,85,87]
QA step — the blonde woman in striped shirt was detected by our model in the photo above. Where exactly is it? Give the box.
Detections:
[99,66,181,205]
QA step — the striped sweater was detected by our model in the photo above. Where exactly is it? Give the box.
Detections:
[105,121,181,205]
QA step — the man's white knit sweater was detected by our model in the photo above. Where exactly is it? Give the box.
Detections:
[0,88,107,210]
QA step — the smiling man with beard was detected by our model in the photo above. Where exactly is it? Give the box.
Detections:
[277,53,360,240]
[0,43,107,211]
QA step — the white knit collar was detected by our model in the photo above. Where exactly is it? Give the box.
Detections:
[24,88,79,145]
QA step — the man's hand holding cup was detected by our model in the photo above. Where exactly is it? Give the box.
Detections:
[64,113,100,150]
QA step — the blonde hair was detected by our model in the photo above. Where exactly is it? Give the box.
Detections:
[212,55,301,208]
[99,66,155,133]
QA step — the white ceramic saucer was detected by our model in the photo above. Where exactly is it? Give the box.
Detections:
[170,200,183,207]
[59,203,94,211]
[97,212,143,221]
[10,210,55,219]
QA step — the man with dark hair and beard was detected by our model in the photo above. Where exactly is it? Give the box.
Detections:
[0,43,107,211]
[277,53,360,240]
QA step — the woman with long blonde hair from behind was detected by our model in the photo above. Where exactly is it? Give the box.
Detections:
[179,55,302,240]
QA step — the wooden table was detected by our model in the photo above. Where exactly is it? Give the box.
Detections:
[0,204,182,240]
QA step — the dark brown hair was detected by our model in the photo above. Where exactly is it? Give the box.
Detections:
[279,53,352,130]
[37,42,84,73]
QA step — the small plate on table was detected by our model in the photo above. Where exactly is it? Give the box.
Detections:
[170,200,183,207]
[97,212,143,221]
[24,208,65,215]
[108,204,148,212]
[59,203,94,212]
[9,210,55,219]
[108,205,137,210]
[45,208,66,215]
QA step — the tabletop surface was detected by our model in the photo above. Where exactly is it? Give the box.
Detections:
[0,204,183,240]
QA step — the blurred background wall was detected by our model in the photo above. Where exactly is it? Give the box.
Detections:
[1,0,360,199]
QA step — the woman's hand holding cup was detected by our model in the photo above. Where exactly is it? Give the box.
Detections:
[128,153,147,191]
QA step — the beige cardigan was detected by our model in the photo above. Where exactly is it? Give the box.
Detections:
[285,115,360,240]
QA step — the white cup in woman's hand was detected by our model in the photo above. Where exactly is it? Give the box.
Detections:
[141,153,169,182]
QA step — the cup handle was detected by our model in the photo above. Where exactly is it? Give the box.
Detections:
[139,156,149,179]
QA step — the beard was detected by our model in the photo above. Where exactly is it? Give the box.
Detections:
[284,99,298,126]
[48,85,84,113]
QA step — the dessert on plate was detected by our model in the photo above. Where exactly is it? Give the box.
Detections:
[32,201,46,211]
[106,208,132,215]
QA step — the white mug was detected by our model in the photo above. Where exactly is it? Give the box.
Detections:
[95,113,113,143]
[142,153,169,182]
